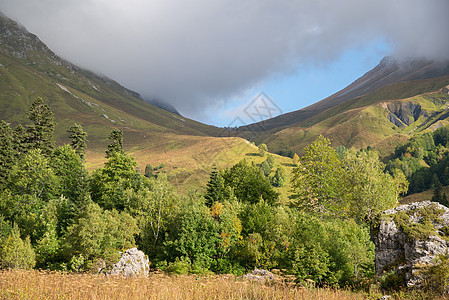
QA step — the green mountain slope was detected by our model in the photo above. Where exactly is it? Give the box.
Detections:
[0,12,220,147]
[236,56,449,155]
[0,12,297,194]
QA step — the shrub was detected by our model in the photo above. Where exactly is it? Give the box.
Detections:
[0,225,36,270]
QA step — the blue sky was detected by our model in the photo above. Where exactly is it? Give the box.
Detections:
[213,40,391,127]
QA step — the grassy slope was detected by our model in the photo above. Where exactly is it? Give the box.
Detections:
[257,79,449,156]
[0,51,295,197]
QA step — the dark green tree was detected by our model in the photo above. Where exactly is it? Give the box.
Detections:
[106,128,124,158]
[432,175,443,204]
[26,97,55,156]
[204,165,226,207]
[52,145,90,209]
[222,160,278,205]
[144,164,153,178]
[67,123,88,160]
[259,160,271,177]
[270,167,286,187]
[12,124,29,157]
[0,121,15,188]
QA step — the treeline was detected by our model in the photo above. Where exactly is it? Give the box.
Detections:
[386,126,449,201]
[0,98,407,288]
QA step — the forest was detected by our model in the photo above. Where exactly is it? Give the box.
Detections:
[1,97,441,292]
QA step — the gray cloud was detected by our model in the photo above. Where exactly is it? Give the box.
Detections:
[1,0,448,121]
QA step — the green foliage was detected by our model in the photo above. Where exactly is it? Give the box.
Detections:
[64,202,138,271]
[105,128,124,158]
[90,151,149,210]
[259,160,271,176]
[221,160,278,205]
[67,123,87,160]
[138,174,178,257]
[291,136,408,224]
[9,148,59,204]
[52,145,89,208]
[26,97,55,156]
[343,149,408,223]
[270,167,286,187]
[144,163,153,178]
[291,135,345,215]
[0,224,36,270]
[421,254,449,297]
[164,195,220,270]
[258,143,268,157]
[204,165,226,207]
[391,203,445,241]
[0,121,15,188]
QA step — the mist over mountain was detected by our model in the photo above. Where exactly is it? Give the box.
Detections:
[1,0,448,122]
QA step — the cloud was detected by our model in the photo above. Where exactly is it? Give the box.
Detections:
[0,0,448,121]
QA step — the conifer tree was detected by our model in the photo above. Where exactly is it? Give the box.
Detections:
[105,128,124,158]
[12,124,29,156]
[26,97,55,156]
[432,175,443,204]
[205,165,225,207]
[0,121,15,188]
[67,123,88,160]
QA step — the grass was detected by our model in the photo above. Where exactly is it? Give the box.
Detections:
[85,135,296,200]
[0,270,369,300]
[262,85,449,156]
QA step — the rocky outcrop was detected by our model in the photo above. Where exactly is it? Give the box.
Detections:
[243,269,275,282]
[374,201,449,287]
[109,248,150,277]
[386,102,428,127]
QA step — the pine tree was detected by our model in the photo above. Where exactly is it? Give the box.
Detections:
[204,165,225,207]
[12,124,29,156]
[432,175,443,204]
[0,121,15,188]
[26,97,55,156]
[105,128,124,158]
[67,123,88,160]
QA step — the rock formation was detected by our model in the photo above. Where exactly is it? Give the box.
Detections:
[243,269,275,282]
[109,248,150,277]
[374,201,449,287]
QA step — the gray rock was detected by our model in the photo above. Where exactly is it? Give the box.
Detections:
[109,248,150,277]
[243,268,274,282]
[374,201,449,287]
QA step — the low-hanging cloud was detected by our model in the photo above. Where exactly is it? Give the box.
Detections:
[0,0,448,121]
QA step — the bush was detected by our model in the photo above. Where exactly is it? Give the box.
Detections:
[0,225,36,270]
[421,254,449,296]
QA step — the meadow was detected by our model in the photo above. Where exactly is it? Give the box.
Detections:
[0,270,371,300]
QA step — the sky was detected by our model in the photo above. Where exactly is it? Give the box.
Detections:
[1,0,448,127]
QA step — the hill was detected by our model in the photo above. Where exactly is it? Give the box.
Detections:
[237,57,449,155]
[0,12,297,193]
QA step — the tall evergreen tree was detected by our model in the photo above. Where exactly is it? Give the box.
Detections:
[106,128,123,158]
[432,175,443,204]
[67,123,88,160]
[26,97,55,156]
[12,124,29,157]
[204,165,225,207]
[0,121,15,188]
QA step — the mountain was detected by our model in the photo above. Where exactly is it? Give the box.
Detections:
[239,56,449,155]
[0,12,219,141]
[0,12,294,193]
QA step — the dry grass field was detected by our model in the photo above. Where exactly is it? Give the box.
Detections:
[0,270,370,300]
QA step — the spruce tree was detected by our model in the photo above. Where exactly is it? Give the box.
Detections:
[0,121,15,188]
[67,123,88,160]
[26,97,55,156]
[106,128,124,158]
[204,165,225,207]
[432,175,443,204]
